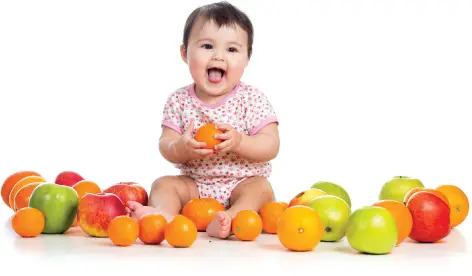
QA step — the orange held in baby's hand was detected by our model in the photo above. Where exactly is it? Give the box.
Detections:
[165,215,197,248]
[139,214,168,245]
[182,198,225,231]
[232,210,263,241]
[12,207,45,238]
[259,201,288,234]
[194,123,223,149]
[108,216,139,246]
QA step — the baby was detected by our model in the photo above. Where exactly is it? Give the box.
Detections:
[127,1,280,239]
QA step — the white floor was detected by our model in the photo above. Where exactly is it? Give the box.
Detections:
[1,210,470,276]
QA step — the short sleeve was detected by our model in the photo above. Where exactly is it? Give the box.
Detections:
[245,87,278,136]
[161,92,184,134]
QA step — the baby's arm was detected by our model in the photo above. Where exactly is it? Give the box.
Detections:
[215,123,279,163]
[159,120,214,163]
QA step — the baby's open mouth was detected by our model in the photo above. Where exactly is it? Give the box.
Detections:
[208,68,225,83]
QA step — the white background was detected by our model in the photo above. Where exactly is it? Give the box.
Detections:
[0,0,471,275]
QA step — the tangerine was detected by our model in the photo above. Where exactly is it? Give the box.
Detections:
[259,201,288,234]
[164,215,197,247]
[276,206,324,251]
[373,200,413,245]
[182,198,225,231]
[11,207,45,237]
[231,210,263,241]
[139,214,168,245]
[194,123,223,149]
[436,185,469,227]
[72,180,101,199]
[107,216,139,246]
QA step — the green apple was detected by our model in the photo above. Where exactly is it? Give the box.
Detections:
[379,176,424,202]
[308,195,351,242]
[29,183,79,234]
[311,181,351,207]
[346,206,398,254]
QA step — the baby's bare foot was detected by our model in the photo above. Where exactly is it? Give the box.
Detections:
[126,201,172,221]
[206,211,232,239]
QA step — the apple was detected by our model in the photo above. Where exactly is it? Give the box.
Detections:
[103,182,148,206]
[289,188,326,207]
[29,183,79,234]
[311,181,351,207]
[407,191,450,243]
[379,176,424,202]
[346,206,397,254]
[55,171,84,187]
[308,195,351,241]
[77,193,127,237]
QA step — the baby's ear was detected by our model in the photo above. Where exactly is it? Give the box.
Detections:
[180,44,188,64]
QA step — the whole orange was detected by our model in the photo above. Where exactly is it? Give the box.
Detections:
[139,214,168,245]
[404,188,449,206]
[9,176,46,209]
[2,171,41,208]
[231,210,263,241]
[165,215,198,247]
[373,200,413,245]
[107,216,139,246]
[12,207,45,237]
[182,198,225,231]
[277,206,324,252]
[72,180,101,199]
[259,201,288,234]
[436,185,469,227]
[13,183,40,211]
[194,123,223,149]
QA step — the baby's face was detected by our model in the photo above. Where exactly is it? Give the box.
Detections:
[182,17,249,99]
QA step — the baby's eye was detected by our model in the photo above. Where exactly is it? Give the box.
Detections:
[228,47,238,53]
[202,44,213,49]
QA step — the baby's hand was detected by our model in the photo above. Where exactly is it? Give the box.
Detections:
[174,120,214,161]
[214,124,242,154]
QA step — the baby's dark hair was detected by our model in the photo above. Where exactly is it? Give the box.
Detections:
[182,1,254,57]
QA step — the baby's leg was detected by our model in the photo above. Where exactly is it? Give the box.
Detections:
[206,176,275,239]
[127,175,199,222]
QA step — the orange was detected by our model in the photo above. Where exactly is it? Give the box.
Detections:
[373,200,413,245]
[259,201,288,234]
[194,123,223,149]
[11,207,45,237]
[276,206,324,252]
[182,198,225,231]
[107,216,139,246]
[164,215,197,247]
[9,176,46,209]
[231,210,263,241]
[2,171,41,207]
[436,185,469,227]
[138,214,168,245]
[404,187,449,206]
[72,180,101,199]
[13,183,40,211]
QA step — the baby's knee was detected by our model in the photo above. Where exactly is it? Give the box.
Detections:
[150,175,178,191]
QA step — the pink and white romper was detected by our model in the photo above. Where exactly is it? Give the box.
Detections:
[161,82,278,208]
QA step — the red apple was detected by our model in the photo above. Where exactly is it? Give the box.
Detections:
[77,193,126,237]
[103,182,148,206]
[407,191,451,243]
[55,171,84,187]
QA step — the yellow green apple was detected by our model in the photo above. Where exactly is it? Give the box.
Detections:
[308,195,351,241]
[311,181,351,207]
[379,176,424,203]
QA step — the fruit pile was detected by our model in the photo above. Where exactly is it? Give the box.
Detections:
[2,172,469,253]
